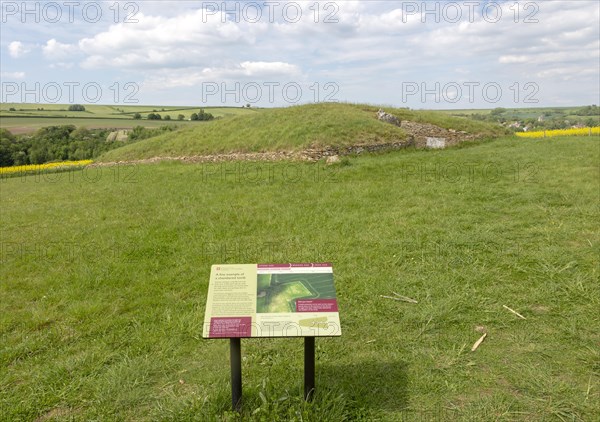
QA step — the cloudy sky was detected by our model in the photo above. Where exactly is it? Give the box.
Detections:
[1,0,599,108]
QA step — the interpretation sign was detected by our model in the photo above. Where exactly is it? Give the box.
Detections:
[203,263,341,338]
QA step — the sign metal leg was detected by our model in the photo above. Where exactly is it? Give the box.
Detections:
[230,338,242,411]
[304,337,315,401]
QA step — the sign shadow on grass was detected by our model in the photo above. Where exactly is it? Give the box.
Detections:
[319,359,409,412]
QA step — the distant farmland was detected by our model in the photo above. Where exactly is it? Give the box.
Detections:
[0,103,258,134]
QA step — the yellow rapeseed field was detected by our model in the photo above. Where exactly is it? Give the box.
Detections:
[0,160,93,175]
[516,127,600,138]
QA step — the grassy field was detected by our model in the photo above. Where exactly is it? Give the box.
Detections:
[0,103,257,118]
[434,106,592,118]
[1,135,598,420]
[0,117,194,134]
[435,106,600,127]
[435,106,584,115]
[0,104,257,134]
[98,103,508,161]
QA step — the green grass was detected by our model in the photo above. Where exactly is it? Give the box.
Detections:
[1,136,599,420]
[98,103,507,162]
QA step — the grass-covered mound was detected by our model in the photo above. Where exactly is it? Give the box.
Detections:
[98,103,507,162]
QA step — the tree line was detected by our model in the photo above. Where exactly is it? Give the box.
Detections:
[468,106,599,130]
[0,125,177,167]
[133,109,215,121]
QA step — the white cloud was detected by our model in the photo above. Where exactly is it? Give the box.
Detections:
[0,71,25,79]
[500,49,599,66]
[77,9,254,69]
[43,39,79,60]
[8,41,29,58]
[498,55,529,64]
[229,61,301,77]
[144,61,302,89]
[49,62,75,69]
[536,67,599,80]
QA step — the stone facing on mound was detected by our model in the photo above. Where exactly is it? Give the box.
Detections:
[401,121,476,148]
[377,109,402,126]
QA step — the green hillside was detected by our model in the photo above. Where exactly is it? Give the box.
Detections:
[99,103,507,162]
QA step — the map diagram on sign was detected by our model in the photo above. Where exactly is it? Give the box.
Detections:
[257,273,337,313]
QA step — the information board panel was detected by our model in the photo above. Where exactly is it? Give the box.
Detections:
[203,263,341,338]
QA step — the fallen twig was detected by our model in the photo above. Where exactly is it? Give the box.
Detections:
[392,292,418,303]
[380,294,417,303]
[380,295,404,301]
[471,333,487,352]
[503,304,526,320]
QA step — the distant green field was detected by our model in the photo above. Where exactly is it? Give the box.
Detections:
[0,117,190,134]
[436,106,599,123]
[435,106,588,116]
[0,103,258,117]
[0,103,258,133]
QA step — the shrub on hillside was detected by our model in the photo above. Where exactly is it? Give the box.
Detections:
[128,125,177,142]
